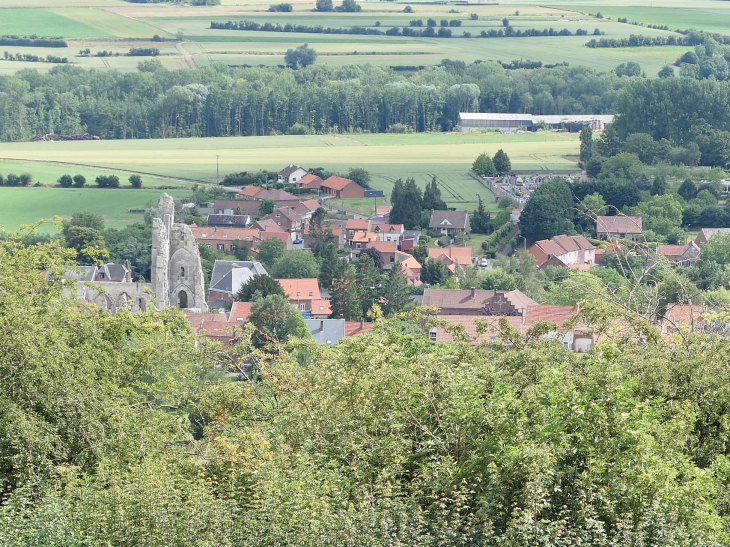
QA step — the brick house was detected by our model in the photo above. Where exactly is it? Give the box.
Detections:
[422,287,538,316]
[208,260,268,303]
[695,228,730,246]
[321,176,365,199]
[395,250,422,285]
[265,208,303,233]
[528,235,595,269]
[277,164,307,184]
[190,226,261,253]
[428,246,472,273]
[366,240,397,265]
[277,278,322,314]
[596,215,643,241]
[371,223,404,244]
[429,210,470,236]
[656,242,701,266]
[296,173,323,190]
[293,199,321,220]
[345,218,370,245]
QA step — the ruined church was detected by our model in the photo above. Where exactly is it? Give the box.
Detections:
[78,194,208,313]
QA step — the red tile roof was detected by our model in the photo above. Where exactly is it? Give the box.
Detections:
[190,226,260,242]
[367,240,397,253]
[346,218,370,231]
[596,215,643,235]
[297,173,323,187]
[423,288,537,312]
[322,176,357,191]
[277,278,321,301]
[228,302,252,324]
[239,185,261,197]
[184,312,235,342]
[345,321,374,337]
[310,299,332,315]
[428,246,472,269]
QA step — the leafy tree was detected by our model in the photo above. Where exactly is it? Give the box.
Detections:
[249,294,310,348]
[403,4,413,12]
[270,251,320,279]
[422,176,447,211]
[650,174,667,196]
[232,240,252,260]
[384,262,410,314]
[19,173,32,186]
[595,123,622,158]
[236,274,285,302]
[58,174,73,188]
[470,196,492,234]
[471,152,497,177]
[5,173,19,186]
[492,149,511,174]
[389,177,423,229]
[346,167,371,189]
[258,199,276,216]
[336,0,361,11]
[585,157,603,178]
[356,253,381,316]
[697,131,730,168]
[73,174,86,187]
[615,61,641,77]
[579,125,593,163]
[600,152,643,180]
[678,178,697,201]
[64,225,108,265]
[631,194,683,236]
[315,0,333,10]
[318,243,339,289]
[519,178,575,243]
[285,43,317,69]
[329,259,361,320]
[257,237,286,267]
[63,211,105,237]
[421,258,447,285]
[129,174,142,188]
[623,133,655,164]
[502,18,509,27]
[658,65,675,78]
[701,233,730,266]
[497,195,513,209]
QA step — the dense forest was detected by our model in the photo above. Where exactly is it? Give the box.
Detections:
[2,235,730,545]
[0,61,627,141]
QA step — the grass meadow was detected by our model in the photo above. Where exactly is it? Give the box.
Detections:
[0,187,188,233]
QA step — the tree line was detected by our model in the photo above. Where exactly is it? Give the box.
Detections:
[0,35,67,47]
[0,61,630,141]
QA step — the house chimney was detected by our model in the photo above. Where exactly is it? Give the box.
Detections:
[470,287,476,299]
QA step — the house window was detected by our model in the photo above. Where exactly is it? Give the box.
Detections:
[296,292,301,296]
[309,292,313,296]
[429,328,437,342]
[217,244,224,251]
[390,256,394,263]
[299,304,306,311]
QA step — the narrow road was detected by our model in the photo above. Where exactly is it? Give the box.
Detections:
[176,42,196,70]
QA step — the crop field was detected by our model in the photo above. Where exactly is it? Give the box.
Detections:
[0,132,577,228]
[0,187,189,233]
[0,0,712,74]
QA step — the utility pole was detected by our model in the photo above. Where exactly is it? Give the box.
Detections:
[216,155,219,185]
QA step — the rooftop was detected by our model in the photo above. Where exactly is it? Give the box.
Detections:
[596,215,643,235]
[277,278,321,300]
[322,175,358,191]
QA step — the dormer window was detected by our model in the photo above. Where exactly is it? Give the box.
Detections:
[309,291,313,296]
[297,292,301,296]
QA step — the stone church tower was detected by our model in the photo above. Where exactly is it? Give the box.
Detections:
[151,193,208,312]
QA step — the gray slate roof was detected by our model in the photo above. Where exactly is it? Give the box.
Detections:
[207,214,251,227]
[304,319,346,345]
[429,210,469,230]
[209,260,268,295]
[278,164,304,177]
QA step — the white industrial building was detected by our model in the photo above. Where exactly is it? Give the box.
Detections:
[458,112,614,132]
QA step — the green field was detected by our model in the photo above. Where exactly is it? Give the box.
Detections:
[0,187,188,233]
[0,0,713,74]
[0,131,575,229]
